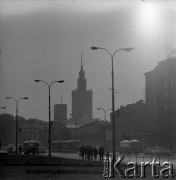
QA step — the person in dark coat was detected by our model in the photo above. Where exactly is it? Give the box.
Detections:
[19,145,22,155]
[79,145,85,160]
[90,146,94,160]
[87,146,91,160]
[85,145,88,160]
[99,146,105,162]
[93,146,98,161]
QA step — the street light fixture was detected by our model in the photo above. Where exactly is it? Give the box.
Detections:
[91,46,134,177]
[70,113,83,140]
[6,96,28,154]
[0,107,6,109]
[35,79,64,156]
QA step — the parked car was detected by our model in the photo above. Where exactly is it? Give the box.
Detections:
[23,140,39,155]
[7,144,16,153]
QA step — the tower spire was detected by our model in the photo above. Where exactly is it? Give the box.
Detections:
[81,51,83,70]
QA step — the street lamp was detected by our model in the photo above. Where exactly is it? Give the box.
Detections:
[70,113,83,140]
[35,79,64,156]
[6,96,28,154]
[97,108,111,148]
[91,46,134,177]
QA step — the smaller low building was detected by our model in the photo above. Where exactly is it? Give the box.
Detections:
[108,100,147,151]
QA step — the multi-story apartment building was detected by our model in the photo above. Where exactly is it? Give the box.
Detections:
[107,100,147,151]
[0,114,15,146]
[145,56,176,150]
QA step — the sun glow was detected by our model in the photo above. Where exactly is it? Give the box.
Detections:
[136,2,163,37]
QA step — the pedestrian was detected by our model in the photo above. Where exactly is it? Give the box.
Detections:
[85,145,88,160]
[93,146,98,161]
[79,146,82,157]
[87,146,91,160]
[90,146,94,160]
[79,145,85,160]
[10,145,12,153]
[19,145,22,155]
[99,146,105,162]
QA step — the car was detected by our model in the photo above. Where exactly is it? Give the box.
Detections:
[23,140,40,155]
[7,144,16,153]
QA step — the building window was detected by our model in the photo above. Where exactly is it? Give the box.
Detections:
[164,71,168,77]
[153,86,156,92]
[24,131,27,140]
[33,131,36,140]
[164,82,168,88]
[170,80,174,88]
[29,131,32,140]
[164,93,168,99]
[164,104,168,110]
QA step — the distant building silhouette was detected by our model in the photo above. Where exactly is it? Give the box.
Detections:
[0,114,15,146]
[54,104,67,124]
[145,56,176,150]
[72,54,93,125]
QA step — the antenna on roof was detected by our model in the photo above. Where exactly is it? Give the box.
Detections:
[172,48,176,58]
[165,44,172,58]
[165,44,176,59]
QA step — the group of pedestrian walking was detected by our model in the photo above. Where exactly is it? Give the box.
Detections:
[79,145,105,162]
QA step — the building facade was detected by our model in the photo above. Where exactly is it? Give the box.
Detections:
[107,100,147,151]
[145,57,176,150]
[72,57,93,125]
[54,104,67,124]
[18,119,48,146]
[0,114,15,146]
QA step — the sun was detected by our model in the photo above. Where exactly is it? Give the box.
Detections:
[136,1,162,37]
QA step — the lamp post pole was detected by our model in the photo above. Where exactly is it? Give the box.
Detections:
[6,97,28,154]
[74,116,78,140]
[91,46,134,177]
[35,79,64,156]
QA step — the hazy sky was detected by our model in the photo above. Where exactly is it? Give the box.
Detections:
[0,0,176,121]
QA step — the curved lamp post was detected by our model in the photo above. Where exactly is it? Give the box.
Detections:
[35,79,64,156]
[91,46,134,177]
[6,96,28,154]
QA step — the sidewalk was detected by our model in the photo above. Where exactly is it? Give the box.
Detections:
[50,152,82,160]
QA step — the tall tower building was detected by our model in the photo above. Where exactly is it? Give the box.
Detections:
[72,54,93,125]
[54,91,67,124]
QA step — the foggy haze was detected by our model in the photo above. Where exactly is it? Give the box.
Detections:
[0,0,175,121]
